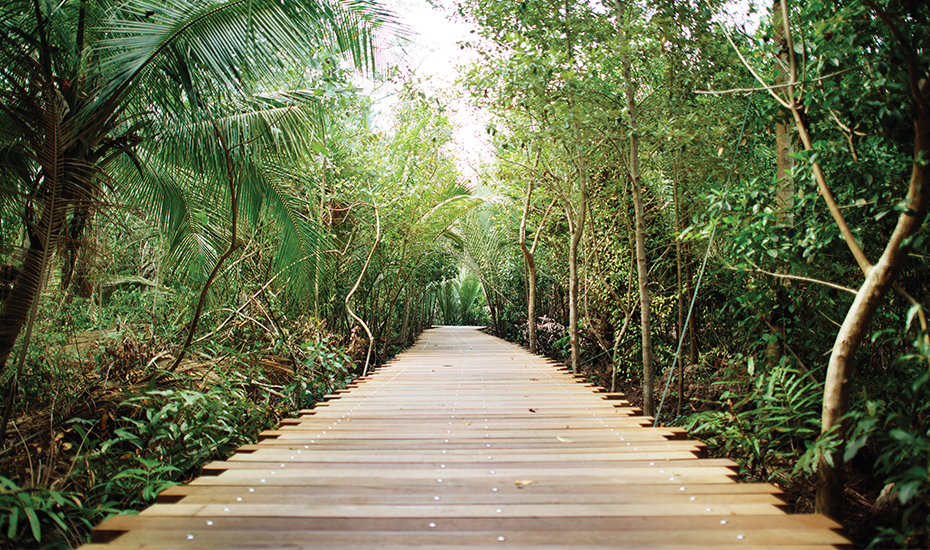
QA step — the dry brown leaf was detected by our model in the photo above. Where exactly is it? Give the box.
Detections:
[556,436,573,443]
[515,480,534,488]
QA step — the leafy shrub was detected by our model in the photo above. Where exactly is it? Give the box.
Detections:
[0,476,101,549]
[840,356,930,547]
[681,358,821,484]
[72,382,278,510]
[289,337,354,408]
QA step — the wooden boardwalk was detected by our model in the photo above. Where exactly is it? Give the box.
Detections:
[84,326,849,549]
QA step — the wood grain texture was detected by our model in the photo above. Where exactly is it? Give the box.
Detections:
[83,326,850,549]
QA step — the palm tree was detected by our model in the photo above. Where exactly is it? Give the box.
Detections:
[0,0,392,441]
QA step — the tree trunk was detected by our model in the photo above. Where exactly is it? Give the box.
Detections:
[617,0,653,415]
[686,247,699,365]
[773,2,796,228]
[520,178,538,354]
[674,162,685,413]
[400,288,411,346]
[816,78,929,520]
[0,229,49,370]
[568,165,588,374]
[768,0,796,369]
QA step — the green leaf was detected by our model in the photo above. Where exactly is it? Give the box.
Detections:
[7,506,18,539]
[46,509,68,531]
[905,303,921,332]
[843,435,868,463]
[24,507,40,542]
[896,480,922,504]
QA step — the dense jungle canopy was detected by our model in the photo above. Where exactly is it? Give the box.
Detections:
[0,0,928,547]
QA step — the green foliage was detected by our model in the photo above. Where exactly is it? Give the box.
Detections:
[72,383,278,511]
[432,268,485,326]
[290,337,354,407]
[682,359,822,484]
[0,477,95,549]
[839,353,930,547]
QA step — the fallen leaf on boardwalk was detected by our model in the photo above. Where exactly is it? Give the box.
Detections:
[515,480,534,488]
[464,422,471,426]
[556,436,573,443]
[528,408,537,413]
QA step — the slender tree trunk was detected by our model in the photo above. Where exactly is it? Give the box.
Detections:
[674,162,685,413]
[520,178,538,354]
[170,117,242,373]
[315,157,326,322]
[774,0,795,226]
[561,0,587,374]
[616,0,653,415]
[568,165,588,374]
[685,245,699,364]
[345,193,380,378]
[400,287,410,346]
[763,0,930,518]
[768,0,795,368]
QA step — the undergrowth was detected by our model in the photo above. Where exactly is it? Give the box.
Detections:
[0,320,358,549]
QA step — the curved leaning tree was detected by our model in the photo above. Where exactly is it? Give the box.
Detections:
[0,0,393,442]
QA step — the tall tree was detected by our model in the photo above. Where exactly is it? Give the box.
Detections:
[0,0,390,441]
[613,0,654,415]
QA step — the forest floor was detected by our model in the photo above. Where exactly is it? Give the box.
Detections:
[0,328,314,548]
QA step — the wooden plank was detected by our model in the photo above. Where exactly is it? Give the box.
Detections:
[93,512,842,535]
[85,528,849,549]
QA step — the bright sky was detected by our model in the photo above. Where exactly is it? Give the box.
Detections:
[375,0,491,184]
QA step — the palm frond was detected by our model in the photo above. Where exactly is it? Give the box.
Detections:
[91,0,394,109]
